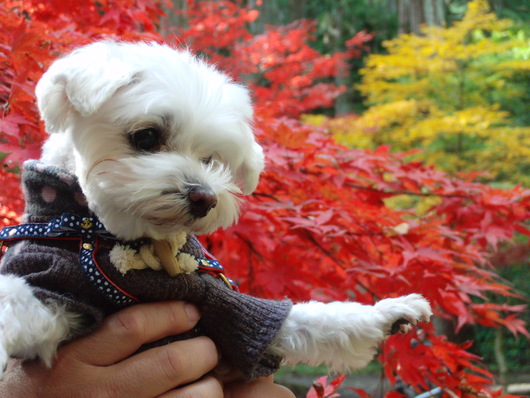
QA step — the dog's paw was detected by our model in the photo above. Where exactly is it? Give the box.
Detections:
[374,293,432,336]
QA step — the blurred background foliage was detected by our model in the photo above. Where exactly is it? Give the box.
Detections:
[301,0,530,187]
[246,0,530,380]
[1,0,528,389]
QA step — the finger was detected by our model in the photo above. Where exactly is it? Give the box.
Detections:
[69,301,201,365]
[157,376,223,398]
[107,336,219,398]
[212,361,243,383]
[224,377,295,398]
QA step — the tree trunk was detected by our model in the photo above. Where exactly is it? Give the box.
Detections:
[494,328,508,384]
[398,0,446,34]
[159,0,188,36]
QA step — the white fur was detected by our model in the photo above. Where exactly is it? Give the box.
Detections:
[37,40,263,240]
[270,294,432,370]
[0,41,432,375]
[0,274,80,378]
[110,232,196,275]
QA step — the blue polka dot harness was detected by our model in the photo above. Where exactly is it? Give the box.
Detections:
[0,213,238,307]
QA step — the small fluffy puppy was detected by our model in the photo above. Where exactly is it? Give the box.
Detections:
[0,41,432,379]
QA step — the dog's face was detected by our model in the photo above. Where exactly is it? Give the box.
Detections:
[35,41,264,240]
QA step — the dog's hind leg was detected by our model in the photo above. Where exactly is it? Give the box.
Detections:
[0,274,76,378]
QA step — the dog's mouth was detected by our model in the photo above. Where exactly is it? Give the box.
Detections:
[143,186,218,229]
[145,214,211,236]
[147,216,198,228]
[145,210,196,228]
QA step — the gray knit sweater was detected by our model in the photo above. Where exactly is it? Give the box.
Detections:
[0,160,292,379]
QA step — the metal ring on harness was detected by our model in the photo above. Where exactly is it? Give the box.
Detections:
[219,272,234,290]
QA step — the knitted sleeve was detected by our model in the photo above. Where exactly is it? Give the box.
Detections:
[198,276,292,379]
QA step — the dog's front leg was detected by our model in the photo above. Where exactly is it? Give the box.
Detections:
[268,294,432,370]
[0,274,77,377]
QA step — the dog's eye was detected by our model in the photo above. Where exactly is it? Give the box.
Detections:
[202,156,213,165]
[129,128,161,152]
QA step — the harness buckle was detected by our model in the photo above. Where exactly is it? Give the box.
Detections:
[219,272,234,290]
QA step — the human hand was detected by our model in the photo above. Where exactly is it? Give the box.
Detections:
[224,375,295,398]
[0,301,221,397]
[0,300,295,397]
[215,363,295,398]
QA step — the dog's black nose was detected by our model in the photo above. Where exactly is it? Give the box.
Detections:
[188,186,218,218]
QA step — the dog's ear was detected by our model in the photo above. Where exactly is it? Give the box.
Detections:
[36,41,137,133]
[236,140,265,195]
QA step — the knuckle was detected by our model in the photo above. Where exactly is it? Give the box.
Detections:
[270,384,296,398]
[278,386,297,398]
[93,382,122,398]
[286,390,297,398]
[166,302,192,328]
[233,381,296,398]
[109,309,146,339]
[176,377,223,398]
[158,347,186,381]
[104,386,121,398]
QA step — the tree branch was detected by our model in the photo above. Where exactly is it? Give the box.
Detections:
[345,182,469,198]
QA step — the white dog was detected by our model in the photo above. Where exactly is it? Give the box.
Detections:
[0,41,432,379]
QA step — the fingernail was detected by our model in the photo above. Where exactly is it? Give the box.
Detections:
[184,303,200,322]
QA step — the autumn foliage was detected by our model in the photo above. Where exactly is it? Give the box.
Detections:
[312,0,530,186]
[1,0,529,397]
